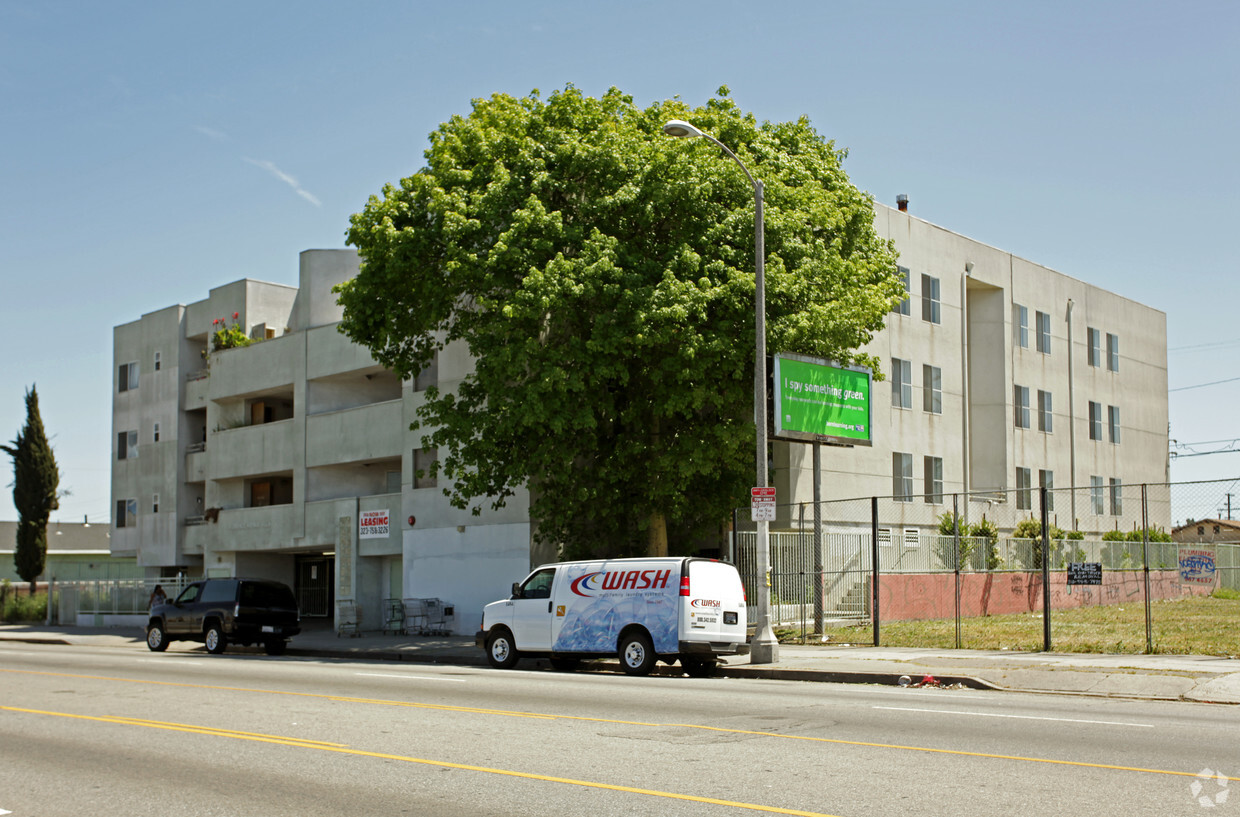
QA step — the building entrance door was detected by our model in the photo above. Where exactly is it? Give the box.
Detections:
[295,555,333,617]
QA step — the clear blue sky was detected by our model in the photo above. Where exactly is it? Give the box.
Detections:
[2,1,1237,526]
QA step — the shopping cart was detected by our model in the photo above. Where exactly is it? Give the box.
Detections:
[403,598,449,635]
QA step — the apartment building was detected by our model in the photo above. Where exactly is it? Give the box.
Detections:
[773,204,1169,534]
[111,205,1169,633]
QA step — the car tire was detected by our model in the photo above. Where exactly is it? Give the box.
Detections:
[485,629,520,669]
[204,623,228,655]
[619,631,656,676]
[264,640,288,656]
[681,657,718,678]
[146,621,169,652]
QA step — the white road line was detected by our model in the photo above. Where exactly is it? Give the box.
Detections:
[872,705,1154,728]
[356,672,467,683]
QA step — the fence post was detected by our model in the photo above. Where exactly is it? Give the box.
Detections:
[1142,483,1152,654]
[871,496,880,647]
[953,494,961,650]
[813,439,824,635]
[1041,486,1052,652]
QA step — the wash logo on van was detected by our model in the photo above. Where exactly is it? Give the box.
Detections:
[691,598,721,609]
[570,569,673,596]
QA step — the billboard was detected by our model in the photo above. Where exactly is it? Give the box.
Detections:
[772,354,872,446]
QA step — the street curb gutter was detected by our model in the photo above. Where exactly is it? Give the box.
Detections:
[286,645,999,690]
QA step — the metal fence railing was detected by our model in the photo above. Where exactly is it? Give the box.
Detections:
[734,478,1240,655]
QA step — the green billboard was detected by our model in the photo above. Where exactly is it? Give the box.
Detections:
[772,354,872,446]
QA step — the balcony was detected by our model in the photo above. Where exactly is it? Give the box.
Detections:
[210,419,296,479]
[306,400,403,468]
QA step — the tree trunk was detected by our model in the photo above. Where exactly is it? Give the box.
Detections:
[647,511,668,557]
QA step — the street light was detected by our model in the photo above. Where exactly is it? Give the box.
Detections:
[663,119,778,664]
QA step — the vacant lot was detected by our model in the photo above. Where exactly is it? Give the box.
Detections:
[795,593,1240,656]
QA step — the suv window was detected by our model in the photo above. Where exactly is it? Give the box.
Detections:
[241,581,296,608]
[176,584,201,604]
[200,580,239,604]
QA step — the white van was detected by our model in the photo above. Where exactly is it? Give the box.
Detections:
[475,557,749,676]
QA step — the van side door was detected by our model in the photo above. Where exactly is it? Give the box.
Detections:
[510,567,556,651]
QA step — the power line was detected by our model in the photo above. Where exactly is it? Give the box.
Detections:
[1169,375,1240,393]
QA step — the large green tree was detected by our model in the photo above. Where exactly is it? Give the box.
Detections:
[337,86,901,559]
[2,386,60,592]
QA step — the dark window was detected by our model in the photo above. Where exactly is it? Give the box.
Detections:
[519,568,556,599]
[200,580,240,604]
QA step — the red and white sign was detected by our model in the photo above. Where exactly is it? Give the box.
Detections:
[751,487,776,522]
[359,510,390,539]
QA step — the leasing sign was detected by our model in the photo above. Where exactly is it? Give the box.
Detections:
[772,354,872,446]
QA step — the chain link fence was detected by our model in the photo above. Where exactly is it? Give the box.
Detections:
[734,478,1240,655]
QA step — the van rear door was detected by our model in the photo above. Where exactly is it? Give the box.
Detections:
[681,560,748,645]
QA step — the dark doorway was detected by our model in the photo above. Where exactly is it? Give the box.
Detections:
[295,555,334,617]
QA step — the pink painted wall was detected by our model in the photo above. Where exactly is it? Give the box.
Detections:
[872,570,1212,621]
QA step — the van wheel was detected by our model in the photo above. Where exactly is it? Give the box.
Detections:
[619,632,655,676]
[204,624,228,655]
[146,622,169,652]
[681,657,718,678]
[486,630,520,669]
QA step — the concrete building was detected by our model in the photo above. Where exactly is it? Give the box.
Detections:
[110,204,1169,633]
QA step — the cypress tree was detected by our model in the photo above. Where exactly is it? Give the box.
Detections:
[2,386,60,593]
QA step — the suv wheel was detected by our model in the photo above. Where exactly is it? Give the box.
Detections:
[204,623,228,655]
[146,621,169,652]
[264,640,288,656]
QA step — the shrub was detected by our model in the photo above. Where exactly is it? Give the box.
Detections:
[968,518,1001,570]
[2,590,47,623]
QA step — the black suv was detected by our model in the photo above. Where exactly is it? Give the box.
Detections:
[146,578,301,656]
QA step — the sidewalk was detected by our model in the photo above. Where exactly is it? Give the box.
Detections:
[3,622,1238,704]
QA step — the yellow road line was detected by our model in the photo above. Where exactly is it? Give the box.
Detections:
[3,667,1236,783]
[0,704,839,817]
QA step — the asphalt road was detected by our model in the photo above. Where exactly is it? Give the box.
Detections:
[1,641,1237,817]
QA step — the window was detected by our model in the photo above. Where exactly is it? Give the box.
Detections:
[1040,469,1055,512]
[1035,311,1051,354]
[921,274,941,324]
[1037,390,1053,433]
[115,498,137,528]
[924,456,943,504]
[1016,467,1032,511]
[386,470,401,494]
[891,358,913,409]
[414,350,440,392]
[892,452,913,502]
[1087,328,1101,367]
[893,267,911,316]
[1199,526,1205,536]
[1091,476,1105,515]
[1215,525,1221,534]
[414,447,438,489]
[1107,333,1119,372]
[152,493,160,514]
[1108,405,1121,444]
[153,422,160,443]
[1109,478,1123,516]
[1014,385,1030,429]
[154,351,162,372]
[922,365,942,414]
[1088,401,1102,441]
[1015,305,1029,349]
[117,430,138,460]
[519,568,556,599]
[118,361,139,392]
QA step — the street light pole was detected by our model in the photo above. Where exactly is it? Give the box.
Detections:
[664,119,778,663]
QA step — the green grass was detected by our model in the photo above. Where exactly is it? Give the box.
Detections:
[1,591,47,623]
[784,594,1240,657]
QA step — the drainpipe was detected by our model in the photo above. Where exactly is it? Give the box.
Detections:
[1066,299,1077,530]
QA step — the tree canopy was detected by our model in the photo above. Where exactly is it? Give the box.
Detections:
[2,386,60,589]
[337,86,901,558]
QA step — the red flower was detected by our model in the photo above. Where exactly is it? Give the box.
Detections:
[233,312,239,320]
[213,318,220,325]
